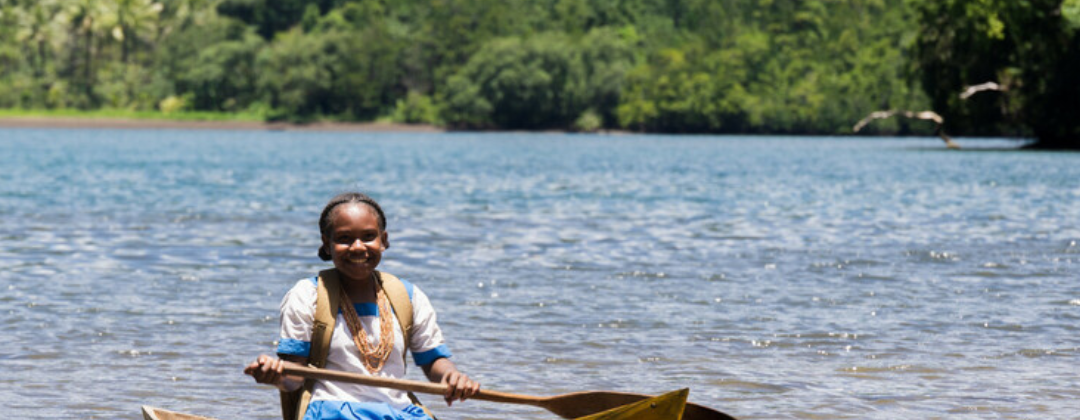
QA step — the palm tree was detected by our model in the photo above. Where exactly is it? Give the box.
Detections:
[159,0,218,37]
[63,0,110,106]
[111,0,163,63]
[18,0,65,81]
[0,1,26,79]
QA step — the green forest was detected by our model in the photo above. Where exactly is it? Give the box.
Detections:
[1,0,1077,147]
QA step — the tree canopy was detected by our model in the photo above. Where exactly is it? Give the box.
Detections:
[0,0,1075,147]
[912,0,1080,148]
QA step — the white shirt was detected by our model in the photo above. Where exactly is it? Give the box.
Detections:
[276,276,451,410]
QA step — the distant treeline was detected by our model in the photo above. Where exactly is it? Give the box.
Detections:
[1,0,1077,146]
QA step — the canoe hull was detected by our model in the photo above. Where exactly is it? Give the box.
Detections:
[143,390,729,420]
[141,406,220,420]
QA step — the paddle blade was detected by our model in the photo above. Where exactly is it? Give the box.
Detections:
[539,391,646,418]
[539,391,735,420]
[573,389,688,420]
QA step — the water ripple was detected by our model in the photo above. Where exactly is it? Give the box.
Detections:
[1,132,1077,419]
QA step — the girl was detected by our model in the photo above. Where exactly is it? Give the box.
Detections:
[245,192,479,420]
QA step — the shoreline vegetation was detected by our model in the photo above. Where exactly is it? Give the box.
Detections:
[0,0,937,138]
[3,1,1074,147]
[0,109,441,132]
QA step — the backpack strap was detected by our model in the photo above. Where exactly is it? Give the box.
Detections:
[377,271,413,362]
[280,269,341,420]
[312,269,343,368]
[377,271,438,419]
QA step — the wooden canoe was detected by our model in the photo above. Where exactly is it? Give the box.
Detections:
[141,406,220,420]
[143,390,693,420]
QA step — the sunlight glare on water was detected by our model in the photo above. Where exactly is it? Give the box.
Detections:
[0,130,1078,419]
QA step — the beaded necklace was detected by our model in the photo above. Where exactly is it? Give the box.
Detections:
[339,275,395,373]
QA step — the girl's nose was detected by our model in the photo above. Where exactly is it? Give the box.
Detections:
[349,239,366,250]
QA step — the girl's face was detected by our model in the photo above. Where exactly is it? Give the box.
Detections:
[323,203,388,282]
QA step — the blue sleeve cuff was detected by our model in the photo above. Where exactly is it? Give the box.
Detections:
[413,344,452,366]
[277,338,311,357]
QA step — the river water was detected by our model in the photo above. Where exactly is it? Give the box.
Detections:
[1,130,1077,419]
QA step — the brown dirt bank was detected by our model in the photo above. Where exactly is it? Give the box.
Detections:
[0,116,444,132]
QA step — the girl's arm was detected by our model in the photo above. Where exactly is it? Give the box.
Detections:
[421,357,480,406]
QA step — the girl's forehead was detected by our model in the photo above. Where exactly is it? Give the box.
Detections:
[329,203,379,225]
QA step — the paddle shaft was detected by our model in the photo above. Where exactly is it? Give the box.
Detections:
[281,365,737,420]
[282,365,544,406]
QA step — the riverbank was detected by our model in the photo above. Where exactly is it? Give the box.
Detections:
[0,113,1044,145]
[0,113,442,132]
[0,115,642,135]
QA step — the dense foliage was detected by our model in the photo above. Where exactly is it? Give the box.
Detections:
[0,0,1074,145]
[912,0,1080,148]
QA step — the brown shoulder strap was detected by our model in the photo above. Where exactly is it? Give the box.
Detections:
[312,268,342,368]
[281,270,342,420]
[376,271,437,419]
[376,271,413,361]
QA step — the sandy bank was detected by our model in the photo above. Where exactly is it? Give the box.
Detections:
[0,116,444,132]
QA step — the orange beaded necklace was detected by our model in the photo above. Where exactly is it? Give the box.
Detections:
[339,275,395,373]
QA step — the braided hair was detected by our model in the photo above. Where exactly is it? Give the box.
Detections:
[317,192,387,261]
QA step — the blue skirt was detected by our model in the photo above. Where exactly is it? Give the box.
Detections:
[303,401,433,420]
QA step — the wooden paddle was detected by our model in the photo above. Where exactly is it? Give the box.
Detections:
[282,365,736,420]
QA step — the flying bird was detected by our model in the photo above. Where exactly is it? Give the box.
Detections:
[853,110,959,149]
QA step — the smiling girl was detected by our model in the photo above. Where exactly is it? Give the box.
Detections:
[245,192,479,420]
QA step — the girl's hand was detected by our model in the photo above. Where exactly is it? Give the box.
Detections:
[244,354,286,389]
[441,370,480,406]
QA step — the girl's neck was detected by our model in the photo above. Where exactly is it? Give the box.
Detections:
[340,271,378,303]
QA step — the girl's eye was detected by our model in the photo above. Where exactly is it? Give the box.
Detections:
[333,233,377,244]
